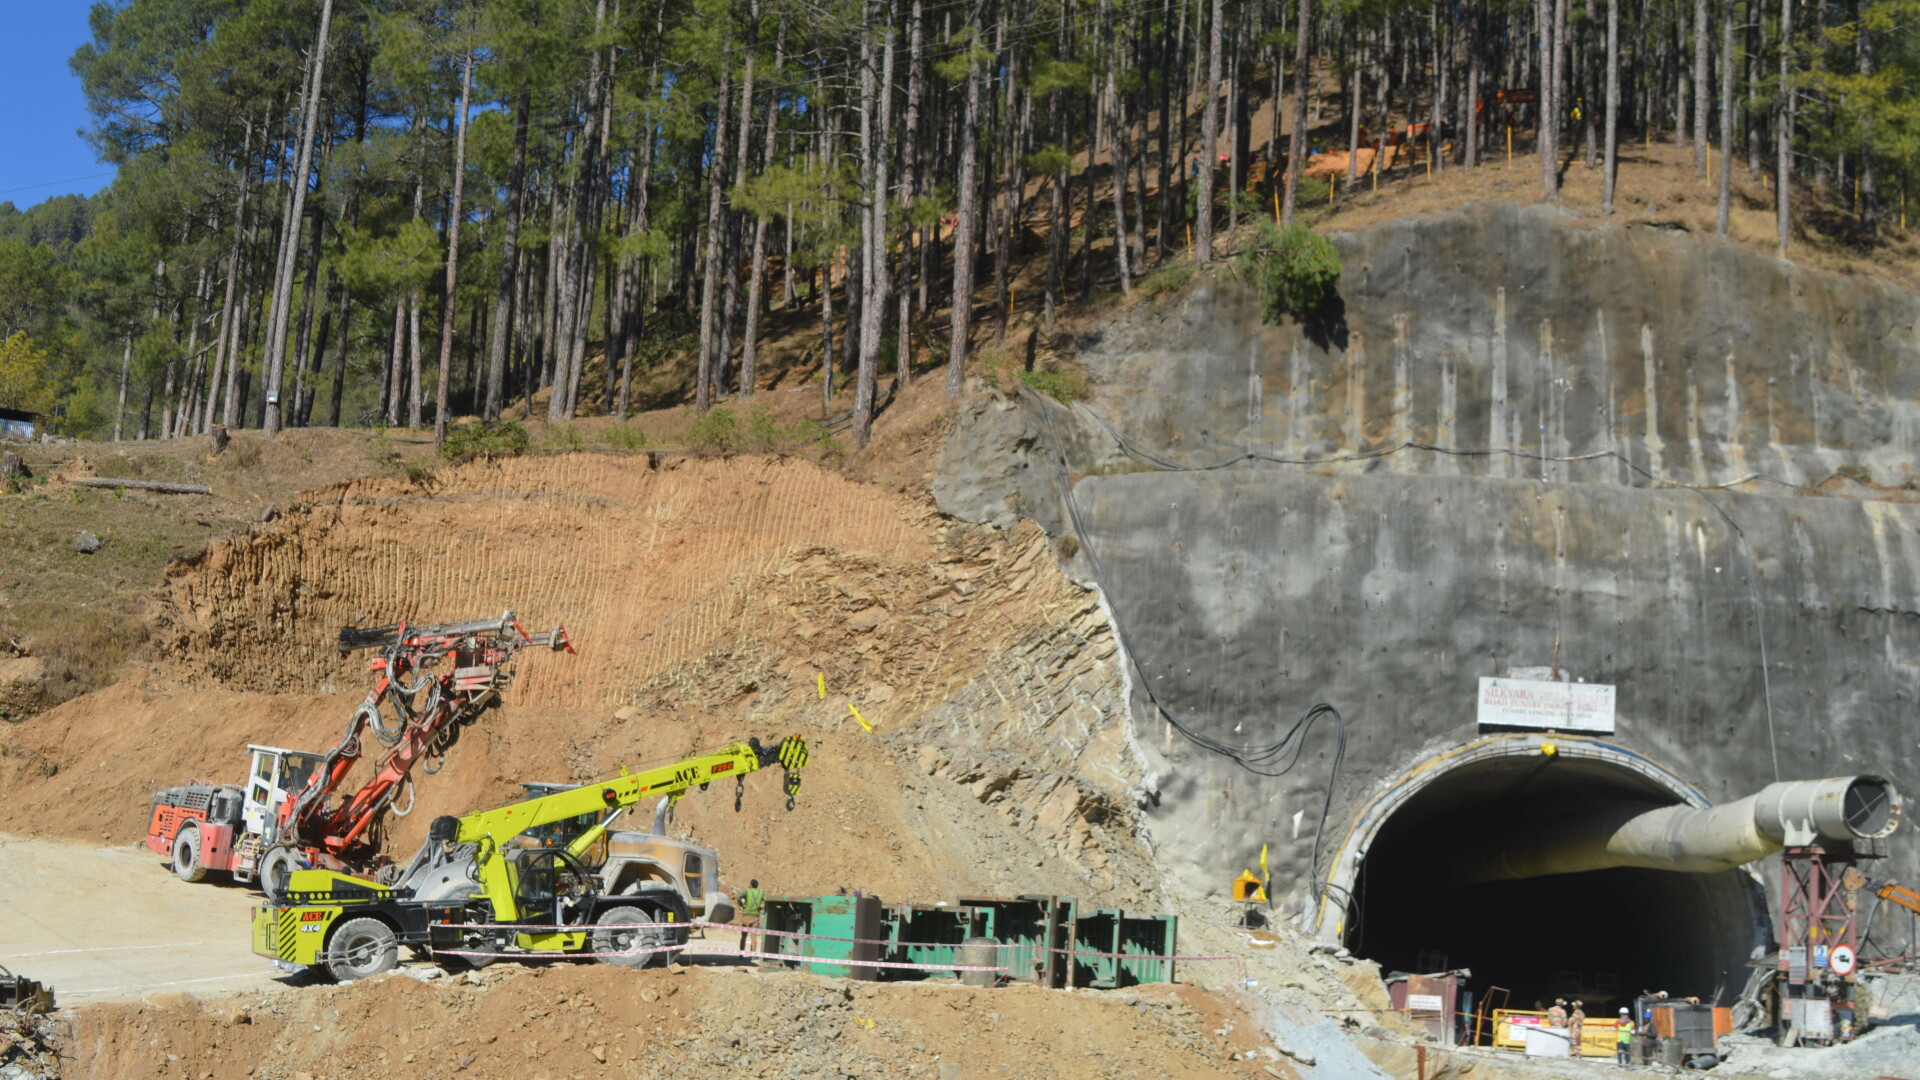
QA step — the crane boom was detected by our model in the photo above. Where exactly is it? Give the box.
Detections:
[457,736,808,924]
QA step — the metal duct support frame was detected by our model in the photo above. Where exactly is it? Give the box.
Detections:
[1461,776,1903,883]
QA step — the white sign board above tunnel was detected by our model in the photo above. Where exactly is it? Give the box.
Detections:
[1477,677,1617,734]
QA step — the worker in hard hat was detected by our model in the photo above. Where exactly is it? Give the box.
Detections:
[1614,1008,1634,1064]
[1568,1001,1587,1057]
[1547,998,1568,1028]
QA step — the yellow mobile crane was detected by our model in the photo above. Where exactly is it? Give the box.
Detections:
[252,736,807,981]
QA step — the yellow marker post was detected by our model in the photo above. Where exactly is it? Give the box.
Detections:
[1329,176,1336,207]
[1272,189,1281,225]
[1186,223,1193,252]
[847,702,873,732]
[817,672,826,700]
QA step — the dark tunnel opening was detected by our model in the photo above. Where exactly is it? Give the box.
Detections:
[1344,754,1767,1017]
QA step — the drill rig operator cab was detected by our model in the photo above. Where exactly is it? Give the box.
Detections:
[144,744,326,884]
[243,746,326,844]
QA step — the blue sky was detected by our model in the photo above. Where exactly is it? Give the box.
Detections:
[0,3,117,206]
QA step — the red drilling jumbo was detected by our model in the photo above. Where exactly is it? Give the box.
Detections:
[144,611,573,896]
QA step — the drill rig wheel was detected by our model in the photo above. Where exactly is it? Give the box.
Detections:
[171,828,208,883]
[326,918,400,982]
[259,847,303,901]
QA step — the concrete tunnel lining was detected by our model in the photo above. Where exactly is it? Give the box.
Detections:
[1316,734,1770,1008]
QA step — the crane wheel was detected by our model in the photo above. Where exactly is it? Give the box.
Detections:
[171,828,208,883]
[326,918,400,982]
[592,905,676,970]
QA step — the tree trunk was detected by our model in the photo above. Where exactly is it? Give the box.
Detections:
[485,88,531,422]
[1776,0,1792,257]
[894,0,922,385]
[741,13,788,401]
[1106,53,1132,292]
[113,335,132,442]
[221,274,255,430]
[1196,0,1223,262]
[1604,0,1619,211]
[1694,0,1710,176]
[1282,0,1311,225]
[261,0,334,436]
[1466,5,1480,171]
[718,3,758,396]
[946,17,981,400]
[433,47,475,445]
[1716,0,1734,235]
[288,199,325,426]
[327,270,350,426]
[695,61,733,411]
[853,1,893,445]
[991,7,1013,345]
[204,122,253,435]
[1540,0,1565,198]
[1856,12,1877,240]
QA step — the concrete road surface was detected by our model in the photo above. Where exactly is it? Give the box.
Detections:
[0,834,280,1005]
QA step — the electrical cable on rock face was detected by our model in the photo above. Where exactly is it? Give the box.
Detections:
[1024,388,1349,898]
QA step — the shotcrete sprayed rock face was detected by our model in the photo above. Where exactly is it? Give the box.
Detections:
[937,202,1920,1005]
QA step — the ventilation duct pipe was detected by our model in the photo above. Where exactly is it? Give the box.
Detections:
[1459,776,1902,884]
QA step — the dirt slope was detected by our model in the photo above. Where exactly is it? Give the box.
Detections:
[154,453,937,708]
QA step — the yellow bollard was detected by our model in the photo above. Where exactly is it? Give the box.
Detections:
[1273,189,1282,225]
[1330,176,1336,207]
[1186,223,1193,252]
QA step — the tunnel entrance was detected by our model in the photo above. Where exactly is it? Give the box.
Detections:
[1343,749,1767,1013]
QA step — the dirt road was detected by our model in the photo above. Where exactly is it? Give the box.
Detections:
[0,834,278,1004]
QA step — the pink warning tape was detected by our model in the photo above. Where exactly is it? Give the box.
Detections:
[432,919,1237,966]
[431,942,1010,972]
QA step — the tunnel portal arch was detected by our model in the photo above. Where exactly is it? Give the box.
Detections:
[1313,734,1770,1007]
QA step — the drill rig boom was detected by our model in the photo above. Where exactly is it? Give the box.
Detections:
[144,611,573,895]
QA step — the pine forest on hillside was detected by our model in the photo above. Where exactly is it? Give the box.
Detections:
[2,0,1917,446]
